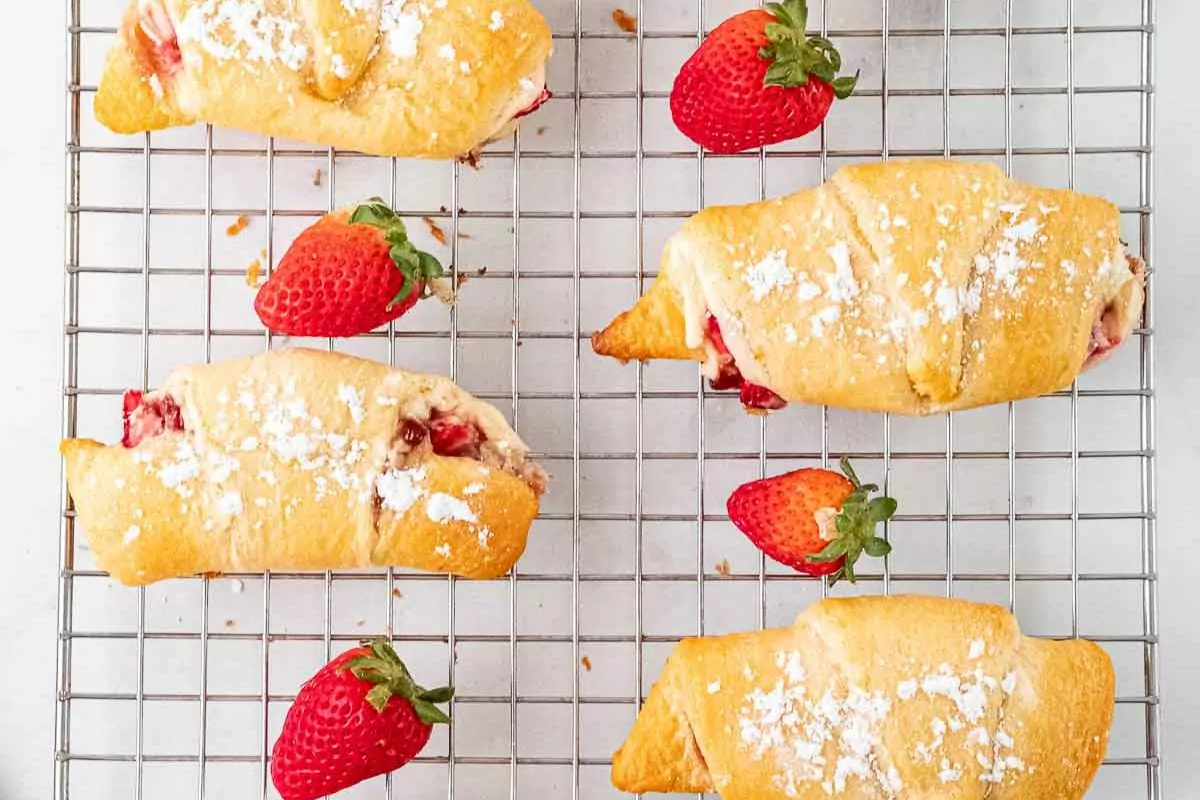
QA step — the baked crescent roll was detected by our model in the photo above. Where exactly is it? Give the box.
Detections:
[62,348,548,585]
[613,595,1114,800]
[593,160,1146,415]
[95,0,554,159]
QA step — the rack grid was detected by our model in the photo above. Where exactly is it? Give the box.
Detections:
[58,0,1159,798]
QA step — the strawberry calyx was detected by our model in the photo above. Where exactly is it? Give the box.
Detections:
[349,198,445,307]
[340,639,453,724]
[759,0,859,99]
[805,457,896,584]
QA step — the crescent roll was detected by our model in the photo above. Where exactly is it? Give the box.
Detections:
[95,0,554,159]
[62,348,548,585]
[593,160,1146,415]
[613,594,1114,800]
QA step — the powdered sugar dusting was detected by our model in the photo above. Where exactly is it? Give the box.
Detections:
[337,383,366,423]
[823,242,859,304]
[376,467,427,513]
[735,649,1026,795]
[380,0,424,57]
[176,0,309,71]
[743,250,793,301]
[426,493,477,524]
[216,492,243,515]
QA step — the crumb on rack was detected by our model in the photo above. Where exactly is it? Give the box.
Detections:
[423,216,449,246]
[477,266,488,277]
[231,578,244,594]
[391,587,403,599]
[581,656,593,671]
[457,149,482,170]
[226,215,250,237]
[457,230,473,240]
[612,9,637,33]
[245,259,262,287]
[535,125,549,136]
[440,205,449,213]
[312,168,323,187]
[715,559,732,577]
[201,571,222,580]
[223,619,235,628]
[355,619,365,627]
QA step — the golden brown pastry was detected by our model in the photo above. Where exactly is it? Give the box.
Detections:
[62,348,548,585]
[95,0,554,158]
[593,160,1146,415]
[613,595,1114,800]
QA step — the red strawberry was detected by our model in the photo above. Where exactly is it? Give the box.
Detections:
[270,639,452,800]
[254,199,444,337]
[727,458,896,583]
[670,0,858,154]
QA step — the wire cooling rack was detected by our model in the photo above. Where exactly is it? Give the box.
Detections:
[59,0,1159,797]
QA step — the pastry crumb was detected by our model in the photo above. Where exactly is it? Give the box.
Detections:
[581,656,593,671]
[477,266,488,277]
[423,216,449,246]
[355,618,365,628]
[312,168,323,187]
[226,215,250,237]
[223,619,235,628]
[231,578,245,594]
[535,125,549,136]
[391,587,403,599]
[612,9,637,32]
[245,259,262,287]
[715,559,732,577]
[457,230,473,240]
[457,149,482,170]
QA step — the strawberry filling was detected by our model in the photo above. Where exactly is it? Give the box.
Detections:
[705,316,787,411]
[514,87,552,120]
[1083,255,1143,367]
[398,411,486,460]
[136,0,183,78]
[122,389,185,448]
[390,410,548,495]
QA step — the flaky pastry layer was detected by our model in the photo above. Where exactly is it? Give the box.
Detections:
[613,595,1114,800]
[62,348,547,585]
[95,0,553,158]
[593,160,1146,415]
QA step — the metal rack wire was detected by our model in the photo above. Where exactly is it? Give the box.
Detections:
[58,0,1159,798]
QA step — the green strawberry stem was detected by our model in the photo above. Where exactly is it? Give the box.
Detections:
[805,457,896,585]
[340,639,454,725]
[759,0,859,99]
[349,198,446,307]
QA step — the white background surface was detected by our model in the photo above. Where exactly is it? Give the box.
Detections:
[3,1,1198,798]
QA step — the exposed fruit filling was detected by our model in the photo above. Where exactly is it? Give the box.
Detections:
[705,315,787,411]
[1084,255,1144,367]
[120,390,547,496]
[136,0,182,77]
[514,87,552,119]
[389,410,548,495]
[122,389,185,448]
